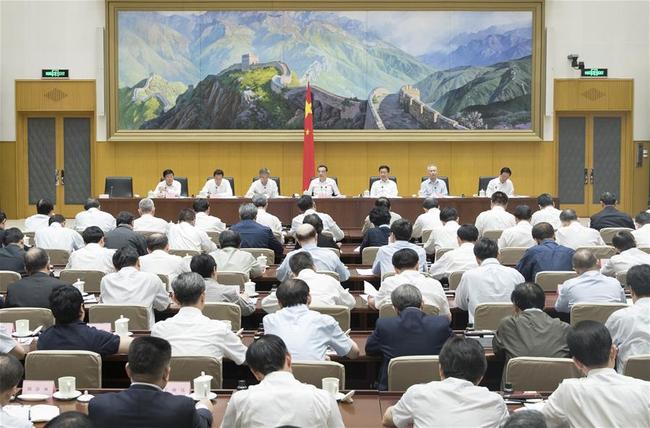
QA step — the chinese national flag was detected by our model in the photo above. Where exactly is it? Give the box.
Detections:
[303,83,315,191]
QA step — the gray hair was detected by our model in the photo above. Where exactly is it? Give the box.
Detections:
[171,272,206,306]
[138,198,155,213]
[252,194,268,208]
[258,167,270,176]
[502,410,548,428]
[391,284,422,312]
[239,203,258,220]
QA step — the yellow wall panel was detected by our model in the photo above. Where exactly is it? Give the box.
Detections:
[0,142,17,218]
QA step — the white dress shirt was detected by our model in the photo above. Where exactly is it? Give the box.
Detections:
[485,178,514,196]
[34,222,84,252]
[200,179,233,197]
[556,221,606,249]
[245,179,279,198]
[498,221,535,249]
[375,270,450,317]
[24,214,50,232]
[419,179,448,197]
[605,297,650,373]
[194,212,226,233]
[256,208,283,234]
[531,206,562,230]
[429,242,479,281]
[290,209,344,242]
[133,214,170,234]
[167,222,217,253]
[263,304,353,360]
[370,179,398,197]
[151,306,246,364]
[390,377,509,428]
[154,180,182,198]
[0,325,18,353]
[308,177,341,198]
[555,270,627,313]
[139,250,190,284]
[372,241,427,276]
[412,209,442,239]
[221,371,344,428]
[65,243,116,273]
[0,407,33,428]
[74,207,116,233]
[277,245,350,282]
[475,206,516,236]
[601,247,650,276]
[541,368,650,428]
[99,266,171,328]
[204,278,255,316]
[210,248,263,280]
[454,258,524,323]
[424,221,460,255]
[632,224,650,247]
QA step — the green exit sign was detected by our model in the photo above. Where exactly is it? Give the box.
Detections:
[581,68,608,77]
[41,69,69,79]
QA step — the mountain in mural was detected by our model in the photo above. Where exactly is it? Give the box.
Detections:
[118,74,187,129]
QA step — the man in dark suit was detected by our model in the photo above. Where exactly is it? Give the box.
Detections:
[360,207,391,252]
[104,211,147,256]
[515,222,575,282]
[88,336,213,428]
[294,213,338,250]
[5,248,67,308]
[590,192,635,231]
[365,284,453,390]
[230,203,283,263]
[0,228,26,275]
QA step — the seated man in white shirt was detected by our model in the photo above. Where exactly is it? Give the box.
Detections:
[424,207,461,255]
[133,198,169,234]
[192,198,225,233]
[209,230,263,281]
[370,165,398,197]
[0,325,27,359]
[245,167,279,198]
[252,194,283,239]
[541,321,650,428]
[601,230,650,276]
[556,208,605,249]
[531,193,561,230]
[74,198,116,233]
[154,168,181,198]
[372,219,427,277]
[455,238,525,324]
[412,198,441,240]
[632,211,650,247]
[191,253,255,316]
[199,168,233,198]
[35,214,84,253]
[263,278,359,361]
[419,164,448,197]
[139,233,190,284]
[262,252,355,313]
[99,247,171,328]
[486,167,515,197]
[290,195,344,242]
[151,272,247,363]
[383,336,509,428]
[475,191,516,236]
[167,208,217,253]
[605,264,650,373]
[221,334,345,428]
[308,164,341,198]
[556,249,626,313]
[370,248,450,318]
[0,353,33,428]
[429,224,480,281]
[24,198,54,232]
[361,197,402,236]
[65,226,116,273]
[498,205,535,249]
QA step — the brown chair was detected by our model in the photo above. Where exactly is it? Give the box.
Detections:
[616,271,627,287]
[505,357,583,391]
[0,307,54,328]
[216,271,248,290]
[136,231,159,240]
[498,247,529,266]
[310,305,350,331]
[434,247,454,261]
[448,271,465,291]
[421,229,433,243]
[600,227,634,245]
[318,271,341,282]
[272,231,284,244]
[292,361,346,389]
[380,272,395,282]
[575,246,617,259]
[388,356,440,391]
[59,270,105,294]
[169,356,222,389]
[535,271,578,292]
[379,304,439,318]
[87,304,150,330]
[240,248,275,262]
[206,231,221,247]
[623,355,650,381]
[168,249,201,257]
[361,247,380,265]
[638,247,650,255]
[482,230,503,240]
[202,302,241,331]
[0,271,21,293]
[473,303,513,330]
[25,351,102,388]
[570,303,628,326]
[156,273,171,292]
[24,231,36,246]
[45,249,70,266]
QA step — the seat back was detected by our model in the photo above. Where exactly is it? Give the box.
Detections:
[326,247,341,258]
[482,230,503,240]
[310,305,350,331]
[421,229,433,243]
[25,351,102,388]
[570,303,629,325]
[638,247,650,254]
[600,227,634,245]
[207,177,235,194]
[292,361,345,389]
[88,304,150,330]
[361,246,380,265]
[105,176,133,198]
[369,176,398,190]
[168,249,201,257]
[0,271,21,293]
[0,307,55,328]
[420,176,450,194]
[206,231,220,247]
[534,271,578,292]
[379,304,439,318]
[473,303,513,330]
[240,248,275,262]
[169,356,222,389]
[381,271,396,282]
[448,271,465,291]
[623,355,650,381]
[505,357,583,391]
[177,177,189,197]
[498,247,528,266]
[388,356,440,391]
[478,176,497,193]
[318,271,341,281]
[136,230,159,240]
[251,176,281,194]
[59,270,105,294]
[434,247,454,261]
[24,231,35,246]
[575,245,617,259]
[216,271,248,289]
[45,249,70,266]
[157,273,171,292]
[616,271,627,287]
[202,302,241,331]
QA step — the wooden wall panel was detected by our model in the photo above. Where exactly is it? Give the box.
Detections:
[554,79,633,112]
[15,80,95,112]
[0,142,17,218]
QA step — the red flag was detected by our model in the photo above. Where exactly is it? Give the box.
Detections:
[303,83,315,191]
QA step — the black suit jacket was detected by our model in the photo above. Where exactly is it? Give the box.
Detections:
[104,224,148,256]
[0,244,26,275]
[230,220,283,262]
[365,307,453,390]
[88,384,212,428]
[360,225,391,252]
[589,206,635,231]
[5,272,67,308]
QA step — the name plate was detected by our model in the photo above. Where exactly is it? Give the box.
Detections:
[164,381,191,396]
[22,380,55,396]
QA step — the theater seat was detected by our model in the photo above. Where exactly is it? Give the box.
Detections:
[379,304,439,318]
[388,356,440,391]
[206,231,221,247]
[0,271,20,293]
[482,230,503,240]
[624,355,650,381]
[168,249,201,257]
[498,247,529,266]
[0,307,54,328]
[292,361,346,389]
[88,304,150,330]
[25,350,102,389]
[448,271,465,291]
[169,356,222,389]
[575,245,616,259]
[216,271,248,289]
[478,176,497,194]
[534,271,578,292]
[157,273,171,292]
[361,247,380,265]
[570,302,628,326]
[104,176,133,198]
[319,271,341,282]
[505,357,583,391]
[473,303,513,330]
[310,305,350,331]
[202,302,241,331]
[59,270,105,294]
[599,227,634,245]
[45,249,70,266]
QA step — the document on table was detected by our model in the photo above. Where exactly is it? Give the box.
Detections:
[356,268,375,276]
